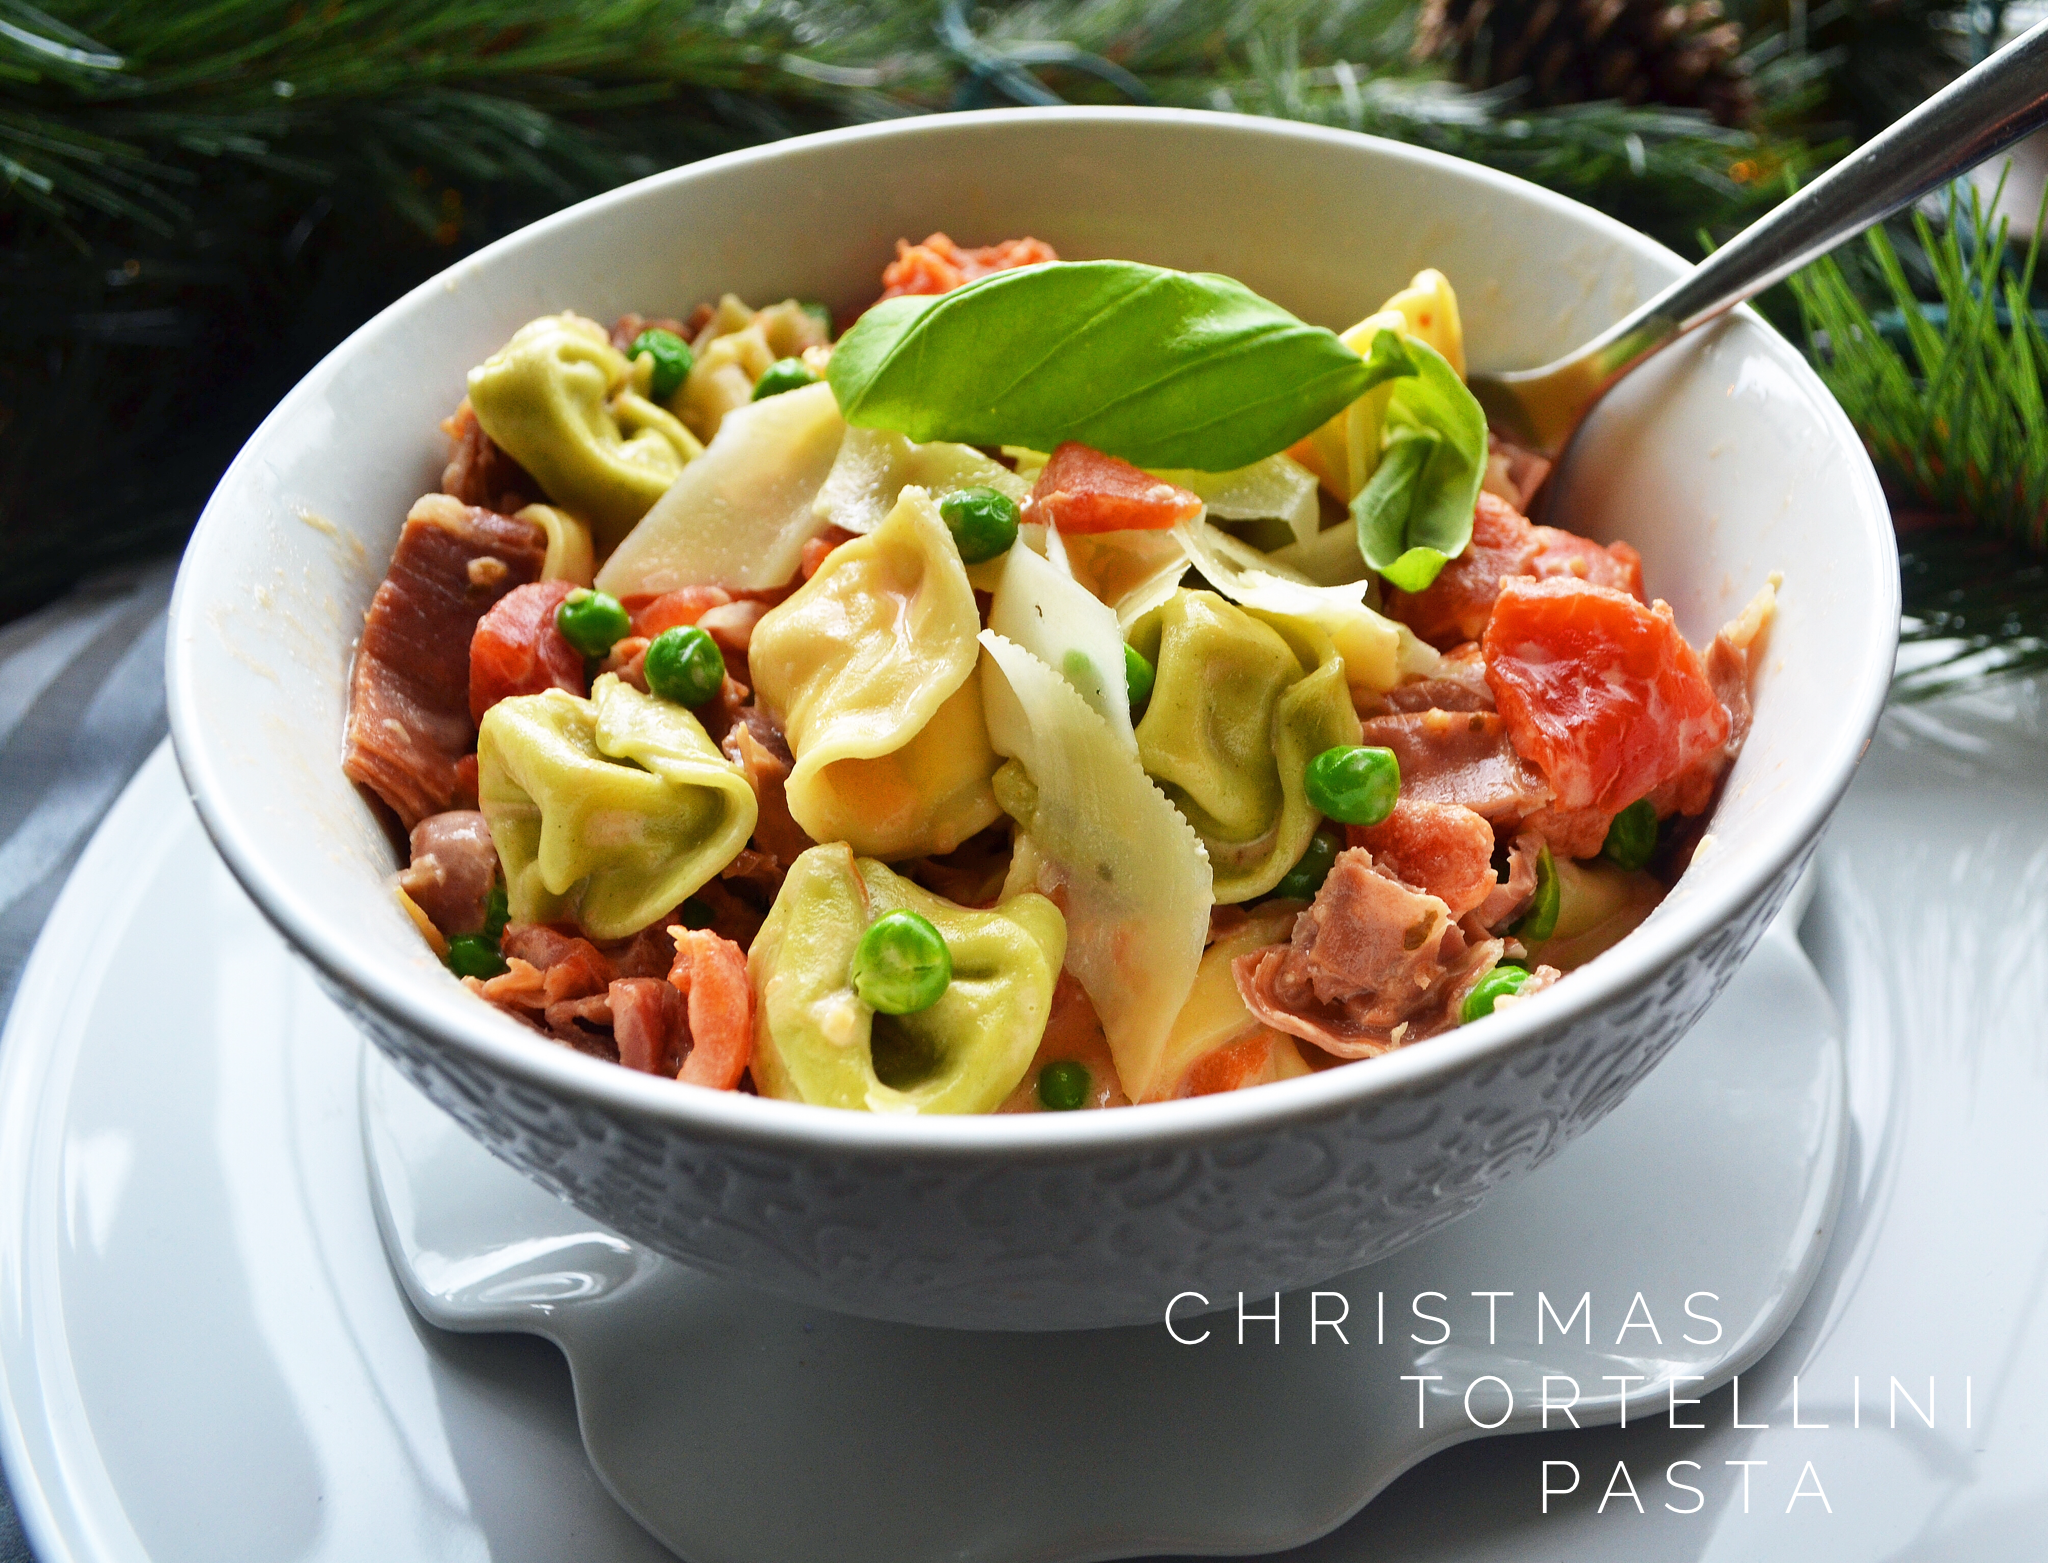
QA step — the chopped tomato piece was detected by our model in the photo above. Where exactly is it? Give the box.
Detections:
[1347,799,1497,918]
[1531,526,1644,600]
[878,233,1059,301]
[1026,442,1204,534]
[1482,578,1730,820]
[470,579,585,724]
[627,585,732,639]
[669,928,754,1090]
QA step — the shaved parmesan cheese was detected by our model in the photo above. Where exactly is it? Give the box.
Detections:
[814,426,1029,536]
[988,541,1136,750]
[1153,454,1321,549]
[596,381,843,594]
[980,632,1212,1103]
[1176,518,1438,696]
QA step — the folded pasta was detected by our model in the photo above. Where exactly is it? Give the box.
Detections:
[749,846,1065,1114]
[1130,590,1363,903]
[467,313,702,552]
[749,486,1002,859]
[477,674,757,940]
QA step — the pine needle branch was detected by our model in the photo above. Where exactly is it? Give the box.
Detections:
[1790,179,2048,700]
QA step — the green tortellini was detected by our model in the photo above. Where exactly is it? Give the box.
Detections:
[1129,589,1364,904]
[467,313,704,554]
[477,674,757,940]
[749,846,1065,1114]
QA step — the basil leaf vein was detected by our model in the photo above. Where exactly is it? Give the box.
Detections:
[828,260,1376,471]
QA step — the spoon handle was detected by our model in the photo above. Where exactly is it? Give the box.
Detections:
[1558,19,2048,396]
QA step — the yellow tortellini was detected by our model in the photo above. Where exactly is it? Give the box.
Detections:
[749,486,1002,860]
[477,674,757,940]
[1129,590,1364,904]
[678,295,832,444]
[749,846,1066,1114]
[517,503,594,587]
[1296,268,1466,502]
[467,313,703,554]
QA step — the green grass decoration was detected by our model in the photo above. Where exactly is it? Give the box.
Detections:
[1789,180,2048,698]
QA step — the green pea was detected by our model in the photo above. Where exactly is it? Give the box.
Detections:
[630,327,693,403]
[1460,964,1532,1025]
[800,301,835,340]
[1601,798,1659,871]
[445,933,508,981]
[1513,844,1560,942]
[1037,1059,1091,1111]
[556,588,631,658]
[482,880,509,942]
[752,357,818,400]
[643,625,725,707]
[938,486,1020,564]
[1304,745,1400,826]
[1124,643,1155,712]
[850,910,952,1015]
[1273,828,1342,901]
[679,895,716,930]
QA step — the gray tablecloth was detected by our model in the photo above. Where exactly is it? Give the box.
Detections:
[0,557,178,1563]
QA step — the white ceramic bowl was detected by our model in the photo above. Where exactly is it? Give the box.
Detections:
[166,108,1897,1331]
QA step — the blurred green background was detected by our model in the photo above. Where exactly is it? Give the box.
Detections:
[3,0,2042,692]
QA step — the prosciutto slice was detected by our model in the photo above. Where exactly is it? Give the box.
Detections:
[1233,848,1494,1057]
[1356,709,1550,823]
[344,494,546,826]
[398,810,498,937]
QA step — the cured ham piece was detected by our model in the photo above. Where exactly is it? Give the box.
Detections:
[612,978,688,1075]
[878,233,1059,301]
[1347,799,1497,919]
[1025,442,1205,534]
[1386,491,1644,649]
[398,810,498,937]
[469,578,586,723]
[440,400,540,514]
[502,924,614,1001]
[1472,830,1542,932]
[1482,578,1730,831]
[721,710,814,879]
[344,494,547,827]
[1371,644,1495,714]
[1233,848,1492,1057]
[1355,709,1550,823]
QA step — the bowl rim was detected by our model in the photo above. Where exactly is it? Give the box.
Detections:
[166,104,1899,1162]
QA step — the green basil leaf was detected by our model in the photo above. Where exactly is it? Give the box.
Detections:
[827,261,1375,471]
[1358,327,1420,393]
[1349,336,1486,593]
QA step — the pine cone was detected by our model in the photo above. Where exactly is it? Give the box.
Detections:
[1415,0,1755,127]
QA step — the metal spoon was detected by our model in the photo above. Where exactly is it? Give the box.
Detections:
[1472,18,2048,459]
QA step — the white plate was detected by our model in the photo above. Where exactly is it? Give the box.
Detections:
[0,744,1845,1562]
